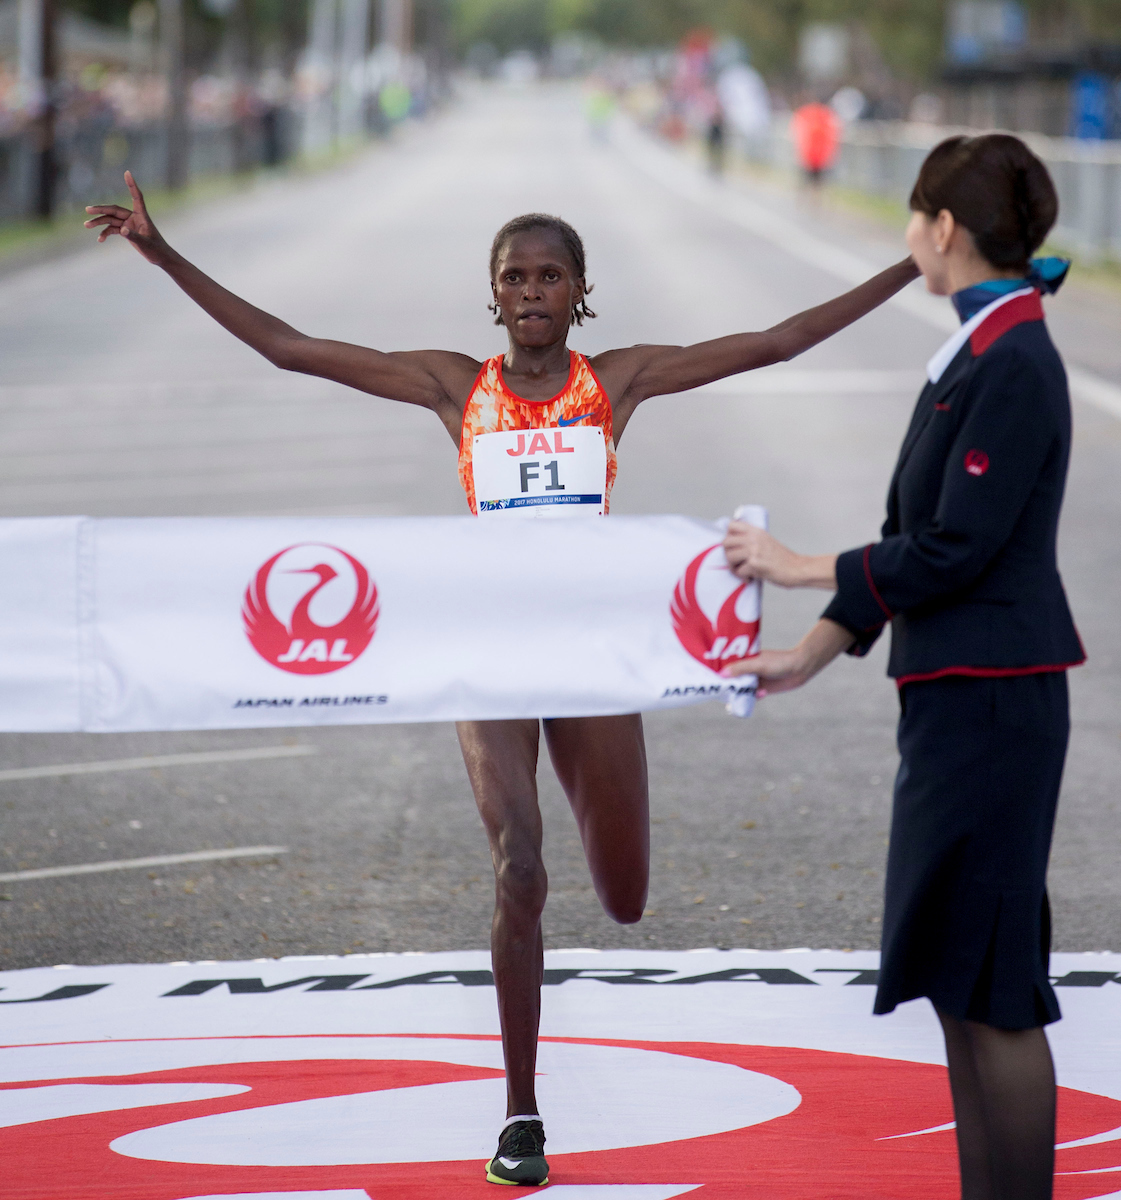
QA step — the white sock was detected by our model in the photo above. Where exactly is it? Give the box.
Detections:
[501,1113,541,1133]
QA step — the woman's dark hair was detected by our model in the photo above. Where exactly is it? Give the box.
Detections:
[489,213,597,326]
[909,133,1058,271]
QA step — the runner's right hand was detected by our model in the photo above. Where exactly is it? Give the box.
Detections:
[84,171,167,264]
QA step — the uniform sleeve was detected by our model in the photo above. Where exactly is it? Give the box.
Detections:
[822,349,1060,650]
[820,544,892,656]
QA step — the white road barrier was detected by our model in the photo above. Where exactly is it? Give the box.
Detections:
[0,513,763,733]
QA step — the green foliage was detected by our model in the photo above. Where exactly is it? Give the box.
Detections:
[454,0,554,51]
[448,0,1121,80]
[450,0,946,77]
[64,0,137,28]
[62,0,303,47]
[60,0,1121,81]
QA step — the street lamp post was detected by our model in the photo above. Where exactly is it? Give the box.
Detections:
[379,0,411,54]
[18,0,59,218]
[159,0,189,189]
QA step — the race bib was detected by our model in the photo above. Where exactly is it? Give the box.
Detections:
[472,426,608,518]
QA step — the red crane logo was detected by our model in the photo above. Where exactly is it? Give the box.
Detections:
[671,543,760,672]
[4,1032,1120,1197]
[964,448,990,476]
[242,543,379,675]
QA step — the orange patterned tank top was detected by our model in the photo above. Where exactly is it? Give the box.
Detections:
[458,351,618,518]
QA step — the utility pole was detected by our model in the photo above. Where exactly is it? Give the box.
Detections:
[280,0,304,77]
[229,0,256,171]
[303,0,338,154]
[338,0,369,141]
[159,0,189,189]
[379,0,411,55]
[18,0,58,218]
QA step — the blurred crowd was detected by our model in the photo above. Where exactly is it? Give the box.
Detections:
[570,32,869,184]
[3,0,1121,239]
[0,49,430,140]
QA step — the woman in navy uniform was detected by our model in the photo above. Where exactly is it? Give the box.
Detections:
[723,133,1082,1200]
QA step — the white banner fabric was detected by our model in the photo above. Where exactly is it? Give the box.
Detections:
[0,517,84,732]
[0,514,763,732]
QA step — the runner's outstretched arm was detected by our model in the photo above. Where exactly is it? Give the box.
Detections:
[84,172,471,416]
[603,257,919,416]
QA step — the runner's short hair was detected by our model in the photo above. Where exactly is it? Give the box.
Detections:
[910,134,1057,272]
[489,214,597,325]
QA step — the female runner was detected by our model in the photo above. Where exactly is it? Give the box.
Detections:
[724,134,1080,1200]
[86,173,917,1186]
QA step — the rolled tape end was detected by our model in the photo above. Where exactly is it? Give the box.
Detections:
[732,504,769,531]
[725,682,757,719]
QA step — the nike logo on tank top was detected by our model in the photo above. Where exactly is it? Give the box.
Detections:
[458,351,618,518]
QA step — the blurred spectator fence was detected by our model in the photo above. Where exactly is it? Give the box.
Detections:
[739,118,1121,261]
[0,18,430,223]
[0,115,295,221]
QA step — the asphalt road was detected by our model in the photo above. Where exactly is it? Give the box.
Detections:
[0,84,1118,971]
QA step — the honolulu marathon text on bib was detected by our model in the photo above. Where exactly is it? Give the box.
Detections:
[0,511,764,733]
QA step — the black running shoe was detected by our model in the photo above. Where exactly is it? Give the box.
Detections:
[485,1117,549,1186]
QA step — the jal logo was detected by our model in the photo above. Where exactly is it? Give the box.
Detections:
[964,449,990,476]
[671,544,760,671]
[504,430,576,456]
[243,543,378,675]
[5,1032,1119,1197]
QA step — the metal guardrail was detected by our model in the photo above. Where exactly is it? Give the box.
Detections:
[0,112,298,223]
[740,120,1121,261]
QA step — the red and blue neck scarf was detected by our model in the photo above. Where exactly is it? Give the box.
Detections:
[952,256,1070,323]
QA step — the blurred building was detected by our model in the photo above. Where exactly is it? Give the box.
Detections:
[942,1,1121,138]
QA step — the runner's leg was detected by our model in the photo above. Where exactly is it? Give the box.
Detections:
[457,718,546,1118]
[543,713,649,924]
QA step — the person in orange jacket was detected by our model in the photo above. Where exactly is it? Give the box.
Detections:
[792,100,841,184]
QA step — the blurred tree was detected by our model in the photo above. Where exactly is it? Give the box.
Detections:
[1027,0,1121,42]
[454,0,553,51]
[62,0,301,52]
[450,0,945,78]
[65,0,134,26]
[47,0,1121,70]
[448,0,1121,82]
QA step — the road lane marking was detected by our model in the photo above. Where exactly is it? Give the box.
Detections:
[1067,366,1121,420]
[0,745,316,783]
[0,846,289,882]
[617,120,1121,422]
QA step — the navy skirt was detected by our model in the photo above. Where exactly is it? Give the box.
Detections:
[874,671,1069,1030]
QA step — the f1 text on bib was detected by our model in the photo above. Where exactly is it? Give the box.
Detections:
[472,426,608,518]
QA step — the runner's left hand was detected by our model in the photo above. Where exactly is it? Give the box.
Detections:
[83,171,168,265]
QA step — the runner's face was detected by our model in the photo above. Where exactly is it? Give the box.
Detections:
[492,232,584,348]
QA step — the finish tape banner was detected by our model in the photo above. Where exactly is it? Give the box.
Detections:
[0,511,764,733]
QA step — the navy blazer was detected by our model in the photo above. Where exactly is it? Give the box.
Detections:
[822,290,1084,684]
